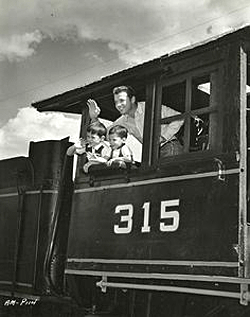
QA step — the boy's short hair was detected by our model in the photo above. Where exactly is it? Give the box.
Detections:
[112,86,135,99]
[87,121,107,137]
[109,125,128,139]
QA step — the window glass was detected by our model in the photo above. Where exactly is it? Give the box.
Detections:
[160,82,185,158]
[189,75,211,151]
[192,75,211,110]
[161,81,186,113]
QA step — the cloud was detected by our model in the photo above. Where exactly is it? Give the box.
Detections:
[0,107,80,159]
[0,30,43,62]
[0,0,249,65]
[1,0,250,162]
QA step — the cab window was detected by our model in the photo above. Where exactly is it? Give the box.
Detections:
[77,84,147,178]
[159,69,219,159]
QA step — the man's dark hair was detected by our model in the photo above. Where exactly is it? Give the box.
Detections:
[87,121,107,137]
[108,125,128,139]
[112,85,136,99]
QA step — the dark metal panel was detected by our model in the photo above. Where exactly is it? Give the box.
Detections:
[0,195,19,282]
[0,139,74,297]
[0,157,34,190]
[67,173,239,277]
[14,192,40,285]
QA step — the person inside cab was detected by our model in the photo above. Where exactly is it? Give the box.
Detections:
[87,85,184,159]
[107,125,133,169]
[67,121,111,173]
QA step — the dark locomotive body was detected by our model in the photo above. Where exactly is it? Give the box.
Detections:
[0,139,74,315]
[1,26,250,316]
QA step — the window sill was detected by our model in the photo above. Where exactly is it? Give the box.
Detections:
[74,151,238,188]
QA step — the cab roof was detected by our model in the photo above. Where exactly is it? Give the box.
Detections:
[32,25,250,121]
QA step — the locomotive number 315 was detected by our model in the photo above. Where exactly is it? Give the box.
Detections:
[114,199,180,234]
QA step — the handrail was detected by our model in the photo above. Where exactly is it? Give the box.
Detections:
[96,279,249,300]
[214,158,225,181]
[65,269,250,285]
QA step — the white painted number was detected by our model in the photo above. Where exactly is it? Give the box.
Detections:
[141,202,151,233]
[114,199,180,234]
[114,204,133,234]
[160,199,180,232]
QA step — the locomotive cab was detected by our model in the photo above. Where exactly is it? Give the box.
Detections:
[31,26,250,316]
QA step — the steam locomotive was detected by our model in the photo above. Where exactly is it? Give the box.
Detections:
[1,26,250,316]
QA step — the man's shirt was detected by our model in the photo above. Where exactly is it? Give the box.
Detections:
[112,102,184,144]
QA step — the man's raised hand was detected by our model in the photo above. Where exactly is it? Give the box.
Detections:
[87,99,101,119]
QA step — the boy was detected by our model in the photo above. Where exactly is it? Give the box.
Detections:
[107,125,133,169]
[67,121,111,173]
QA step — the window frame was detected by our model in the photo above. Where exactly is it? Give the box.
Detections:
[74,64,223,184]
[151,64,223,166]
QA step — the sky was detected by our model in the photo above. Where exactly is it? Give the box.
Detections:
[0,0,250,159]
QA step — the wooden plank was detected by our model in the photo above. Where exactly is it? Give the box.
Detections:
[142,81,157,168]
[151,79,161,166]
[76,103,90,179]
[208,70,220,151]
[184,77,191,153]
[238,45,248,278]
